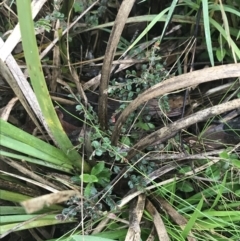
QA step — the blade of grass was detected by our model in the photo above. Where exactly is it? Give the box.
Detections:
[16,0,90,172]
[1,135,68,165]
[0,119,73,172]
[0,150,72,173]
[159,0,179,43]
[0,206,26,215]
[181,197,203,238]
[202,1,214,66]
[177,181,237,211]
[122,7,170,56]
[210,171,227,209]
[1,214,48,224]
[218,0,236,62]
[0,190,30,202]
[210,18,240,59]
[80,14,203,34]
[209,3,240,18]
[0,190,61,211]
[0,215,74,237]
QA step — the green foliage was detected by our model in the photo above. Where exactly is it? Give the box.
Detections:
[0,119,74,173]
[60,162,115,220]
[34,18,52,32]
[70,0,108,27]
[109,62,168,101]
[58,195,103,221]
[219,150,240,171]
[128,175,147,190]
[17,0,89,171]
[46,10,65,21]
[134,116,155,131]
[71,161,111,198]
[178,180,194,193]
[128,159,157,190]
[74,97,128,162]
[76,161,111,198]
[108,45,169,141]
[81,174,99,183]
[181,198,204,238]
[34,9,64,32]
[73,1,84,13]
[4,0,240,240]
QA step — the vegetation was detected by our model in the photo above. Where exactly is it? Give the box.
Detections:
[1,0,240,240]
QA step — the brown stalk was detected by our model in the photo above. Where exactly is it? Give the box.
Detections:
[126,98,240,161]
[111,63,240,145]
[98,0,136,130]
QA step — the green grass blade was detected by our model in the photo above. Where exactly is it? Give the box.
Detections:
[16,0,90,172]
[210,171,227,209]
[0,190,30,203]
[0,207,26,215]
[0,150,72,173]
[0,119,66,160]
[81,14,202,33]
[210,3,240,17]
[210,18,240,59]
[159,0,178,43]
[0,215,74,236]
[202,1,214,66]
[1,214,44,224]
[181,197,203,238]
[0,119,73,172]
[123,8,170,54]
[1,135,70,167]
[0,190,62,211]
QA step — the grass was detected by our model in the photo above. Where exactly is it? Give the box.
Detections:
[1,0,240,240]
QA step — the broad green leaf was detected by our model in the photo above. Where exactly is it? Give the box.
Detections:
[219,151,229,159]
[95,149,103,156]
[229,158,240,168]
[96,171,111,187]
[135,121,154,131]
[0,190,30,203]
[84,183,97,198]
[73,2,83,13]
[91,161,105,176]
[1,214,48,224]
[91,141,101,149]
[80,174,98,183]
[179,166,192,174]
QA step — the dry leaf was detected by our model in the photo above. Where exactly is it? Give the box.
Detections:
[21,190,82,213]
